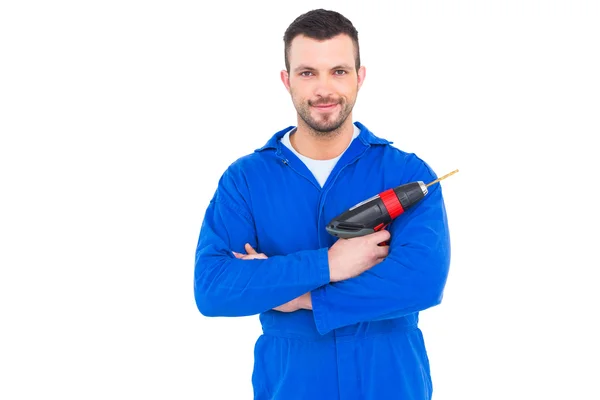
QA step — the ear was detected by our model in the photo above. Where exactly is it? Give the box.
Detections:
[357,66,366,91]
[280,69,291,93]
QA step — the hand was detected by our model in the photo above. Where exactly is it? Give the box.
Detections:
[327,230,390,282]
[273,292,312,312]
[232,243,268,260]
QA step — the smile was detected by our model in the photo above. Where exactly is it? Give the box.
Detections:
[312,103,339,111]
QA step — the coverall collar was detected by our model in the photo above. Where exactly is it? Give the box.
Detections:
[255,121,392,153]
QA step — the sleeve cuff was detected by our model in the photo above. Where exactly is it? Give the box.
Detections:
[310,248,331,335]
[316,247,330,285]
[311,284,330,335]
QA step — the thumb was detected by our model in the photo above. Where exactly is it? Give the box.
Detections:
[245,243,258,254]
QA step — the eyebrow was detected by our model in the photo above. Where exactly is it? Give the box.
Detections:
[293,64,354,73]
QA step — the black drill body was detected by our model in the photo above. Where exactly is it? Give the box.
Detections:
[326,181,428,239]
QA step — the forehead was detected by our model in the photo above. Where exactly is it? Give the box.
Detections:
[288,34,355,70]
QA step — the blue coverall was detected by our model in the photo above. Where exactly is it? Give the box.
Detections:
[194,122,451,399]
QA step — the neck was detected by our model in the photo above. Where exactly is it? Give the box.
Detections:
[290,118,355,160]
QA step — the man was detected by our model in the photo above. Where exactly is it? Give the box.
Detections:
[194,8,451,400]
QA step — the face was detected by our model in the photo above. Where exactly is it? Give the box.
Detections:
[281,34,366,134]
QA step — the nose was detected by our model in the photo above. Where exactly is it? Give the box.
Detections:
[313,74,334,98]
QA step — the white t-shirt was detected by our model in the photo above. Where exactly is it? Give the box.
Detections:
[281,124,360,187]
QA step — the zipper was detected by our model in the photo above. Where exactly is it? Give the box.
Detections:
[316,145,370,247]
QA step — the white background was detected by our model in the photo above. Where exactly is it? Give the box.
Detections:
[1,1,599,399]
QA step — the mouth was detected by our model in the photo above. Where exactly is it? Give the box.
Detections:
[312,103,339,111]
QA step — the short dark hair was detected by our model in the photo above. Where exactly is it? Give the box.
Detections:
[283,9,360,72]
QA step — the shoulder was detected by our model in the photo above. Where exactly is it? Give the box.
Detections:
[226,150,274,179]
[218,153,257,190]
[216,144,281,199]
[357,122,437,184]
[387,145,436,179]
[223,125,292,178]
[375,146,437,189]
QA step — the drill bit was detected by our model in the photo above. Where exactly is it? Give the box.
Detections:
[426,169,459,187]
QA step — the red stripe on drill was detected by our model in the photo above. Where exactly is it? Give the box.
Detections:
[379,189,404,219]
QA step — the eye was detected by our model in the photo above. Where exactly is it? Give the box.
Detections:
[334,70,347,75]
[300,71,314,77]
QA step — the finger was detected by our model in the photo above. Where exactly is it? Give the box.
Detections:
[369,229,391,244]
[376,245,390,259]
[245,243,258,255]
[240,253,268,260]
[249,253,268,260]
[232,251,244,259]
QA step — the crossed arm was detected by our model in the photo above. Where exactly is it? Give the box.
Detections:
[233,243,312,312]
[195,174,450,335]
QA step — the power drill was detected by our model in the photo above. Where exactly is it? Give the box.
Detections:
[326,169,458,239]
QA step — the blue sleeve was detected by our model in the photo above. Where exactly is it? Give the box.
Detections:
[194,167,331,317]
[310,161,451,335]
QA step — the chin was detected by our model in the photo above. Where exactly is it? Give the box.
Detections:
[313,122,344,134]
